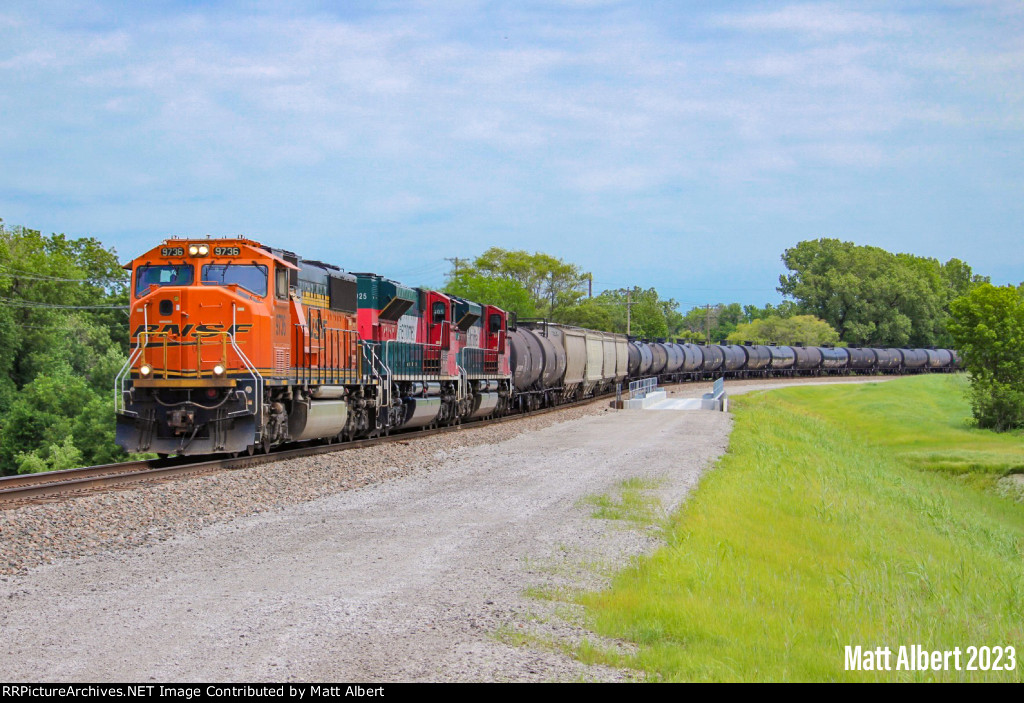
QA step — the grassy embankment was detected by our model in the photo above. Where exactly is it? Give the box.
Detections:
[575,374,1024,681]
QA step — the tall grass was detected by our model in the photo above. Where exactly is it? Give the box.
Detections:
[577,375,1024,681]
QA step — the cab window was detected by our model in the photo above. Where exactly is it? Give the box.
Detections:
[201,264,268,297]
[275,268,289,300]
[489,314,502,334]
[432,301,446,324]
[134,265,193,296]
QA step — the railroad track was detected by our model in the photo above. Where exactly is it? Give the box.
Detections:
[0,393,616,508]
[0,374,900,508]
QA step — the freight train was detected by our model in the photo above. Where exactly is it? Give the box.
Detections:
[114,237,960,457]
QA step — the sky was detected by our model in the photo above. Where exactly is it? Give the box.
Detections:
[1,0,1021,309]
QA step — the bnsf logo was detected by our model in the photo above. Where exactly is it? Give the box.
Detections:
[131,323,254,338]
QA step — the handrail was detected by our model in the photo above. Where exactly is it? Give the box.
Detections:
[294,313,360,387]
[114,301,260,421]
[628,376,659,399]
[115,303,151,417]
[376,341,392,408]
[456,362,468,402]
[230,303,262,424]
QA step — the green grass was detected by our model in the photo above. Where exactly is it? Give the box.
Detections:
[580,476,666,524]
[576,375,1024,681]
[780,374,1024,479]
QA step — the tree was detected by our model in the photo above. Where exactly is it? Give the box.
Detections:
[0,220,131,473]
[553,297,613,331]
[572,287,676,338]
[0,223,128,388]
[443,248,589,319]
[443,273,539,320]
[941,257,990,301]
[743,300,800,322]
[778,238,984,348]
[948,283,1024,431]
[726,315,840,346]
[0,365,95,473]
[679,303,745,343]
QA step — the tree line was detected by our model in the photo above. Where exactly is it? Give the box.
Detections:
[440,240,989,350]
[0,219,1017,477]
[777,238,989,348]
[0,219,133,475]
[443,241,1020,430]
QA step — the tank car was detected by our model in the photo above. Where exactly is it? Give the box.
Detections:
[742,344,772,377]
[508,322,569,409]
[767,345,796,375]
[846,348,877,373]
[925,348,954,371]
[899,348,929,373]
[699,344,725,377]
[819,346,850,374]
[873,348,902,373]
[679,343,704,380]
[792,344,823,375]
[720,345,746,375]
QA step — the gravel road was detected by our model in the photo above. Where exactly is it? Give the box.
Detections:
[0,376,893,682]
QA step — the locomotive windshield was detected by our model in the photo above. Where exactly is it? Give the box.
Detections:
[134,265,194,296]
[201,264,268,297]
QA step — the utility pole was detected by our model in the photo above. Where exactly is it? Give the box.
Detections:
[704,303,711,345]
[626,289,636,336]
[444,257,468,280]
[549,271,557,319]
[588,273,592,298]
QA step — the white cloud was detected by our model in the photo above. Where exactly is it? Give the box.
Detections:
[0,49,58,70]
[568,165,662,193]
[711,4,903,37]
[1,1,1021,292]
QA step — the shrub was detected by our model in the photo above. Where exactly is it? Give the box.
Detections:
[948,283,1024,431]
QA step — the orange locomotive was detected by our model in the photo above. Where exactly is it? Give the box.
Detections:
[115,237,512,456]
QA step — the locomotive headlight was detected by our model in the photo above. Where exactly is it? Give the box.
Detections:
[188,244,200,256]
[139,364,152,377]
[212,364,225,376]
[198,244,209,256]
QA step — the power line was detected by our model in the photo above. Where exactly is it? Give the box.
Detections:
[0,296,128,310]
[444,257,470,279]
[0,263,126,284]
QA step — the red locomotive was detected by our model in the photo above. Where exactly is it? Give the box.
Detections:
[115,237,512,456]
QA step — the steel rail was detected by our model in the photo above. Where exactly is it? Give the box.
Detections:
[0,390,617,507]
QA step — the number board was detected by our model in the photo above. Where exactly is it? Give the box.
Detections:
[161,247,184,257]
[214,246,241,256]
